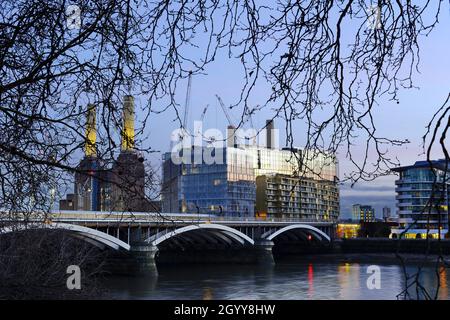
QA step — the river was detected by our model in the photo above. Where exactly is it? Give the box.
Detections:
[102,254,450,300]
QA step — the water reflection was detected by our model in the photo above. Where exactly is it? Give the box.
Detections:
[203,287,214,300]
[400,264,449,300]
[439,267,448,298]
[307,263,314,298]
[102,258,450,300]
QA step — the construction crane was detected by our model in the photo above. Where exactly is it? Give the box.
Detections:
[199,104,219,146]
[215,94,234,127]
[183,71,193,130]
[246,110,257,145]
[200,104,209,121]
[178,71,192,142]
[196,104,210,142]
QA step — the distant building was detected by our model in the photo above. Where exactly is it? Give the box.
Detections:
[60,96,151,213]
[337,223,360,238]
[382,207,391,221]
[391,159,450,239]
[359,221,398,238]
[352,204,375,222]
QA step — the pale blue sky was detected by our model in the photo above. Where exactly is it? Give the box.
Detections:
[93,3,450,219]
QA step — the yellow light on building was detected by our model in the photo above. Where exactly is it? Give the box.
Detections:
[85,104,96,157]
[121,95,135,151]
[337,223,360,239]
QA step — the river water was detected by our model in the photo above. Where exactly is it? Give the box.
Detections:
[102,254,450,300]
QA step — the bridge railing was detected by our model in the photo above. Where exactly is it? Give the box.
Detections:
[45,210,333,224]
[0,210,335,225]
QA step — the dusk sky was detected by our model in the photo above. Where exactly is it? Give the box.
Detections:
[6,0,450,303]
[113,3,449,219]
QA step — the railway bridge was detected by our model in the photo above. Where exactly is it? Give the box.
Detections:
[1,211,336,272]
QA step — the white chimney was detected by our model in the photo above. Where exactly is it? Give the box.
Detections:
[227,125,237,148]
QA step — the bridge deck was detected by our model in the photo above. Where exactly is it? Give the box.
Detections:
[47,211,335,227]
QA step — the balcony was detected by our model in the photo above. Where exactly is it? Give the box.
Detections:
[396,203,412,208]
[395,186,412,192]
[396,194,412,200]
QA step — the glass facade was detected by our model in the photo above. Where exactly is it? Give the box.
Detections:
[244,146,337,181]
[392,160,450,238]
[161,145,339,220]
[162,147,255,216]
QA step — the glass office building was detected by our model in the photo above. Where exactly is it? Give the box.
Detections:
[391,159,450,239]
[244,146,337,181]
[162,147,255,216]
[162,143,339,220]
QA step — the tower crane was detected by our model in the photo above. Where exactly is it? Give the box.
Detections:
[216,94,240,147]
[183,71,193,131]
[178,71,193,144]
[215,94,234,127]
[246,111,257,145]
[196,104,211,143]
[200,104,209,121]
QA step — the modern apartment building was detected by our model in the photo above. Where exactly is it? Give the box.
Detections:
[161,122,339,220]
[255,174,339,220]
[352,204,375,222]
[391,159,450,239]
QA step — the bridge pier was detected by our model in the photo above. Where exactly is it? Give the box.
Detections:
[129,241,159,274]
[130,242,158,261]
[104,242,159,275]
[128,227,159,274]
[253,239,275,265]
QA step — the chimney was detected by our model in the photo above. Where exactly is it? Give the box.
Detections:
[85,104,96,157]
[266,119,274,149]
[227,125,237,148]
[121,95,135,151]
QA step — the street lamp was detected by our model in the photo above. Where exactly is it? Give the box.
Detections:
[196,204,200,222]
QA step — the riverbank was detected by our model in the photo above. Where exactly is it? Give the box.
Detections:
[334,238,450,255]
[276,252,450,266]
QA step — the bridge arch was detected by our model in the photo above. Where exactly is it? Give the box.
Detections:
[1,222,130,251]
[149,223,255,248]
[264,224,331,242]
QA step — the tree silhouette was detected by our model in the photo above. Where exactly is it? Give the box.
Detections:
[0,0,449,299]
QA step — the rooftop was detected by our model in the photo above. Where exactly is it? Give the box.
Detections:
[391,158,450,172]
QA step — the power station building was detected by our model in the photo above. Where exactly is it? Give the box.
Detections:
[161,122,340,221]
[59,96,151,212]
